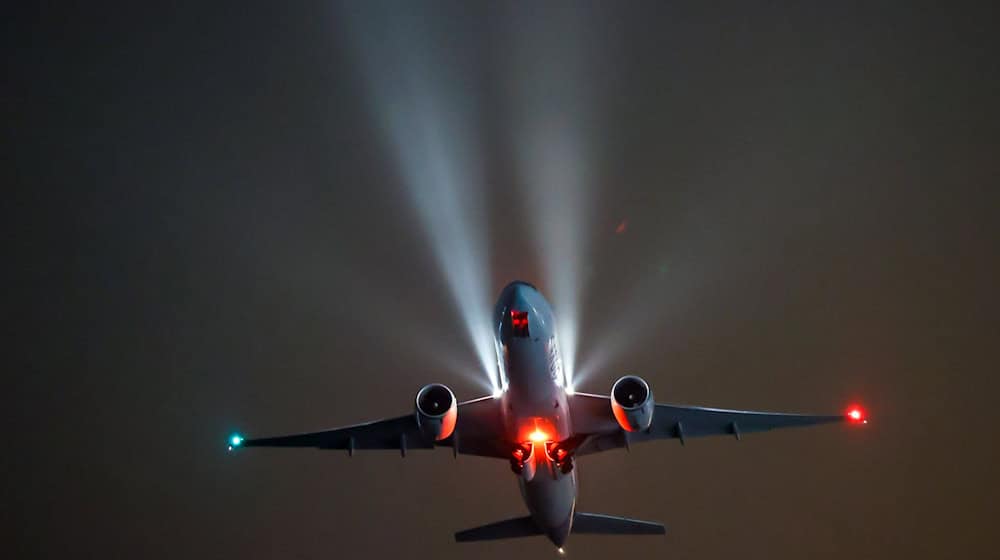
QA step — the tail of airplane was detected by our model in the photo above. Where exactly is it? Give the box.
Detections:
[571,512,666,535]
[454,515,541,541]
[454,512,665,542]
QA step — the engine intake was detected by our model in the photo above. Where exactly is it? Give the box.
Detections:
[611,375,654,432]
[415,383,457,441]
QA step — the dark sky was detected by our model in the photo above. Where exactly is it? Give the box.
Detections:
[6,2,1000,558]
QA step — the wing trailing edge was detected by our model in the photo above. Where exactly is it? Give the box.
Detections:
[454,512,665,542]
[572,512,666,535]
[454,516,541,542]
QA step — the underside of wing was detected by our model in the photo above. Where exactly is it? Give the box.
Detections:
[568,393,848,456]
[235,395,510,459]
[239,414,431,452]
[627,404,844,447]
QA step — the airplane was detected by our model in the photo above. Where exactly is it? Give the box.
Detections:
[228,280,867,551]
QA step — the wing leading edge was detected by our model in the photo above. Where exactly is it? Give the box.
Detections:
[235,395,510,459]
[567,393,848,456]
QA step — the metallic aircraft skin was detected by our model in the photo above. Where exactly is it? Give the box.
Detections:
[231,280,862,549]
[493,281,576,546]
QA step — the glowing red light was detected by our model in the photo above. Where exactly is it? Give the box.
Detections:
[846,405,868,424]
[511,310,528,329]
[529,429,549,443]
[615,219,627,234]
[510,310,530,337]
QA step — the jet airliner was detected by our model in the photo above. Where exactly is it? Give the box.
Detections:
[230,281,867,549]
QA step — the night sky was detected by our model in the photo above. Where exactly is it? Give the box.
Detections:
[6,2,1000,558]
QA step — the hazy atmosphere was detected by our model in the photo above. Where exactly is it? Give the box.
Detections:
[6,2,999,558]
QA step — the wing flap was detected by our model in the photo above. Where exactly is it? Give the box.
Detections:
[649,404,843,439]
[568,393,846,456]
[237,395,510,459]
[241,415,432,450]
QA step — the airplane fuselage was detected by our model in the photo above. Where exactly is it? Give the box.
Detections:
[234,279,861,548]
[493,281,576,547]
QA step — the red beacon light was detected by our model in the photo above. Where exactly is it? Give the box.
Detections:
[528,429,549,443]
[510,310,530,337]
[846,405,868,425]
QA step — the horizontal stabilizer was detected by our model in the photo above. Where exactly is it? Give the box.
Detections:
[455,516,542,542]
[572,512,666,535]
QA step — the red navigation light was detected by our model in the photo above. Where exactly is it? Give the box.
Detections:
[846,405,868,425]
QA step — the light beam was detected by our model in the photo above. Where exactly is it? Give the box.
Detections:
[503,11,600,390]
[340,5,498,392]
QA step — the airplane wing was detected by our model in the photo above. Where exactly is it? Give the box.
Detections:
[566,393,851,456]
[234,395,510,459]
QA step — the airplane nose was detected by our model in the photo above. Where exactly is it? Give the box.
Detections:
[503,280,536,308]
[504,280,535,299]
[510,288,529,309]
[495,280,549,340]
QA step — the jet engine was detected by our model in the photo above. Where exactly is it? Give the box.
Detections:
[610,375,655,432]
[415,383,457,441]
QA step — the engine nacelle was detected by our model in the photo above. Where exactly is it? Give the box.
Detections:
[415,383,457,441]
[611,375,654,432]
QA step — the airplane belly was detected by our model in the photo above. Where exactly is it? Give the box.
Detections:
[503,338,572,440]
